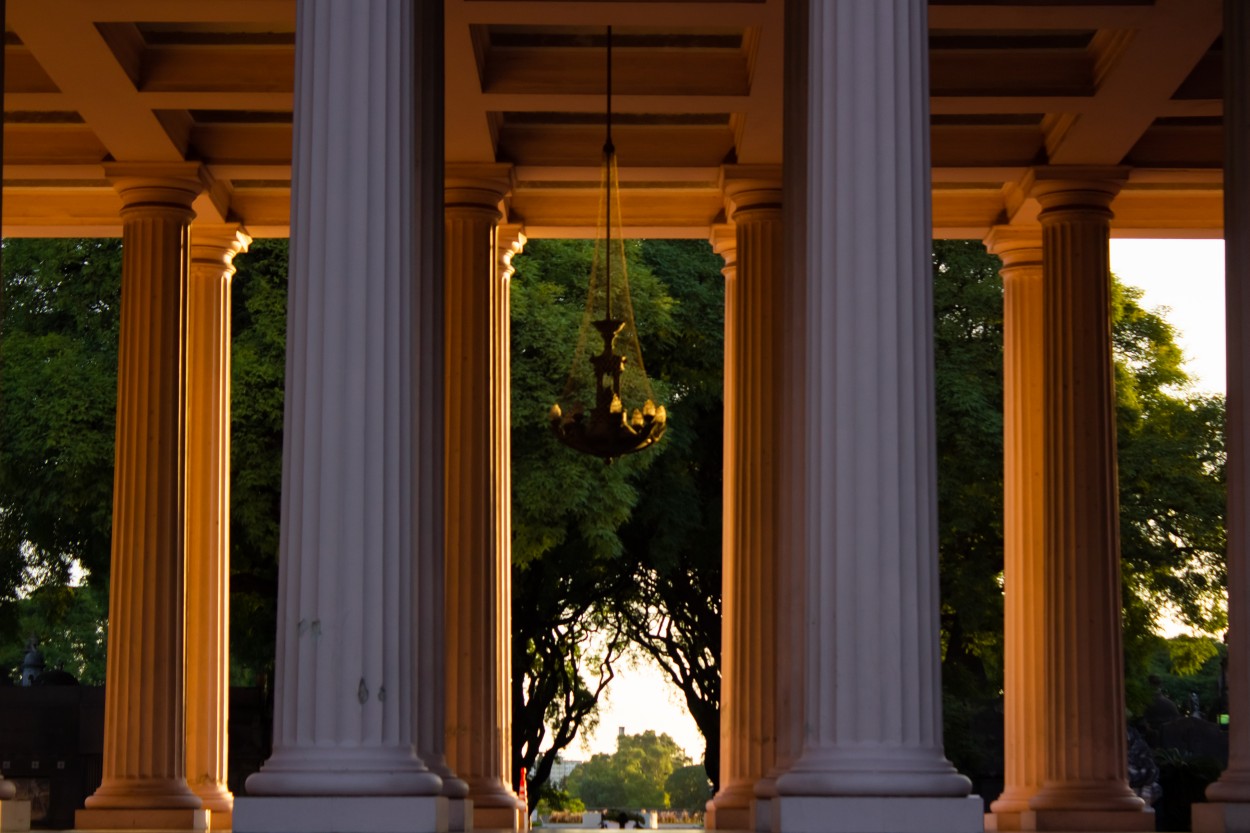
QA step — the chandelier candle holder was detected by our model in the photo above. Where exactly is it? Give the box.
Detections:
[549,26,667,461]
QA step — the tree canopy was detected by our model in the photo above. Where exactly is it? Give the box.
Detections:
[509,238,724,802]
[564,730,692,810]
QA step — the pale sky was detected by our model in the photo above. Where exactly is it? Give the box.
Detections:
[573,238,1229,762]
[1110,239,1226,395]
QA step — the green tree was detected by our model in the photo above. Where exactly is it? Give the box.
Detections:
[510,239,725,804]
[0,239,121,658]
[228,240,288,684]
[664,763,713,813]
[565,730,691,810]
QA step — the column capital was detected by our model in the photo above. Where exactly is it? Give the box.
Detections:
[446,163,513,220]
[710,223,738,274]
[497,223,527,282]
[720,164,783,221]
[983,226,1042,269]
[190,225,252,279]
[1023,166,1128,217]
[104,162,206,214]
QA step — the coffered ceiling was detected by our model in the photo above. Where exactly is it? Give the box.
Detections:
[2,0,1226,239]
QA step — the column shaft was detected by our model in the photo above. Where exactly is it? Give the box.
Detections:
[775,4,978,830]
[239,0,443,814]
[1199,0,1250,821]
[185,226,250,829]
[765,8,810,826]
[79,165,206,831]
[1024,173,1148,829]
[709,176,782,831]
[444,171,521,832]
[984,229,1046,828]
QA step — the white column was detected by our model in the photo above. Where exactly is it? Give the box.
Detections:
[1196,3,1250,830]
[443,167,522,833]
[708,171,782,832]
[236,2,445,831]
[78,164,208,833]
[984,229,1046,832]
[774,2,981,831]
[185,225,250,831]
[1022,171,1150,832]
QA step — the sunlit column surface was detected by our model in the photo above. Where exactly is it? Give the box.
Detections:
[444,167,523,833]
[773,2,980,831]
[984,228,1046,832]
[77,163,207,832]
[236,3,446,831]
[184,225,250,830]
[1195,2,1250,828]
[1023,169,1151,831]
[708,171,782,832]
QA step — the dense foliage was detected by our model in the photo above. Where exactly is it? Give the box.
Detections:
[564,730,691,810]
[509,238,724,803]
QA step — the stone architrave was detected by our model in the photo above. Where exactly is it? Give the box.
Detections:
[707,170,782,832]
[185,225,251,831]
[984,228,1045,833]
[1022,169,1152,832]
[235,2,446,831]
[772,2,981,832]
[76,164,209,832]
[1195,2,1250,829]
[775,2,968,795]
[443,166,523,833]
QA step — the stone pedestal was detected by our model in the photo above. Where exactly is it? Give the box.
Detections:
[1022,170,1150,832]
[708,171,782,831]
[78,163,207,832]
[185,226,250,832]
[0,801,31,833]
[241,2,444,828]
[983,228,1045,833]
[443,166,523,833]
[774,1,973,821]
[1196,1,1250,828]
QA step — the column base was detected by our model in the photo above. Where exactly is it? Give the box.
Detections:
[1193,802,1250,833]
[470,803,519,832]
[1018,809,1154,831]
[775,796,984,833]
[448,798,472,833]
[234,797,447,833]
[708,803,753,830]
[0,800,31,833]
[752,797,773,833]
[985,811,1024,831]
[209,810,232,831]
[76,808,209,831]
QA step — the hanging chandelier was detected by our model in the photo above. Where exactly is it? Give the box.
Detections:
[549,26,667,462]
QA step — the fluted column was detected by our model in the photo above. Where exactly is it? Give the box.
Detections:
[984,228,1045,831]
[236,3,445,830]
[1195,3,1250,830]
[1023,170,1151,831]
[77,163,208,832]
[185,225,250,831]
[708,171,782,832]
[444,166,521,833]
[774,2,980,830]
